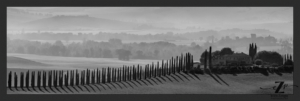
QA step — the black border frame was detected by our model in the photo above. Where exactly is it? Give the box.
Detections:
[1,0,298,101]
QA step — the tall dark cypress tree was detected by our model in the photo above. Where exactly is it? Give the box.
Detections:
[54,70,57,87]
[76,70,79,86]
[8,71,12,90]
[20,72,24,89]
[204,50,207,72]
[66,71,69,86]
[139,66,142,80]
[137,65,140,80]
[14,72,18,89]
[26,70,29,89]
[249,43,252,60]
[48,71,52,88]
[254,43,257,57]
[31,71,35,88]
[107,68,110,83]
[70,70,74,86]
[96,68,99,83]
[37,71,41,89]
[209,47,212,69]
[59,71,63,87]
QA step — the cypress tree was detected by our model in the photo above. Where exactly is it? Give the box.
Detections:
[48,71,52,88]
[139,66,142,80]
[31,71,35,88]
[137,65,140,80]
[20,72,24,89]
[54,70,57,87]
[66,71,69,86]
[76,70,79,86]
[209,47,212,69]
[118,67,120,82]
[37,71,41,89]
[249,43,252,60]
[134,66,136,81]
[8,71,12,89]
[96,68,99,83]
[144,66,146,79]
[26,70,29,89]
[14,72,18,89]
[70,70,74,86]
[59,71,63,87]
[42,71,46,88]
[254,43,257,56]
[204,50,207,71]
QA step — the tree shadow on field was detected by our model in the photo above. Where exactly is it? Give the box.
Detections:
[177,72,191,81]
[169,75,180,82]
[154,77,163,84]
[164,75,174,82]
[173,74,185,82]
[128,80,139,87]
[207,72,222,85]
[138,79,148,86]
[213,73,229,86]
[148,78,159,85]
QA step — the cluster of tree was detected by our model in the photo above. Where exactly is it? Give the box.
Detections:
[200,47,234,63]
[7,38,204,61]
[254,51,284,66]
[199,47,289,66]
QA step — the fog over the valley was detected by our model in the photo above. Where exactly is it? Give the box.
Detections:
[7,7,293,61]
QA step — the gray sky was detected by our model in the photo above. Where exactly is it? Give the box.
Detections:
[9,7,293,35]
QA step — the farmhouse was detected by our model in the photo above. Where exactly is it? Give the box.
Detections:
[212,53,252,66]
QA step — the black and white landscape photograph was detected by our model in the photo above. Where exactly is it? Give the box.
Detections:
[6,7,294,94]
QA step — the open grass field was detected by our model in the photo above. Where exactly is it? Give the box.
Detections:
[6,53,293,94]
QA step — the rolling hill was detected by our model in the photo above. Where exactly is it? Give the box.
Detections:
[16,15,138,30]
[7,56,51,66]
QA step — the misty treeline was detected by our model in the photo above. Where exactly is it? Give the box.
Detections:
[7,38,203,61]
[8,32,186,41]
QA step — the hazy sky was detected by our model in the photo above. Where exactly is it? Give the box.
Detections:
[10,7,293,35]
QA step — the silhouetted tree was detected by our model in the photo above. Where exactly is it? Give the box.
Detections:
[284,60,293,65]
[220,47,234,56]
[254,51,283,65]
[200,51,209,64]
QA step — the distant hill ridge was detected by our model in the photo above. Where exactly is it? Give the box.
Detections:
[17,15,138,30]
[7,56,50,66]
